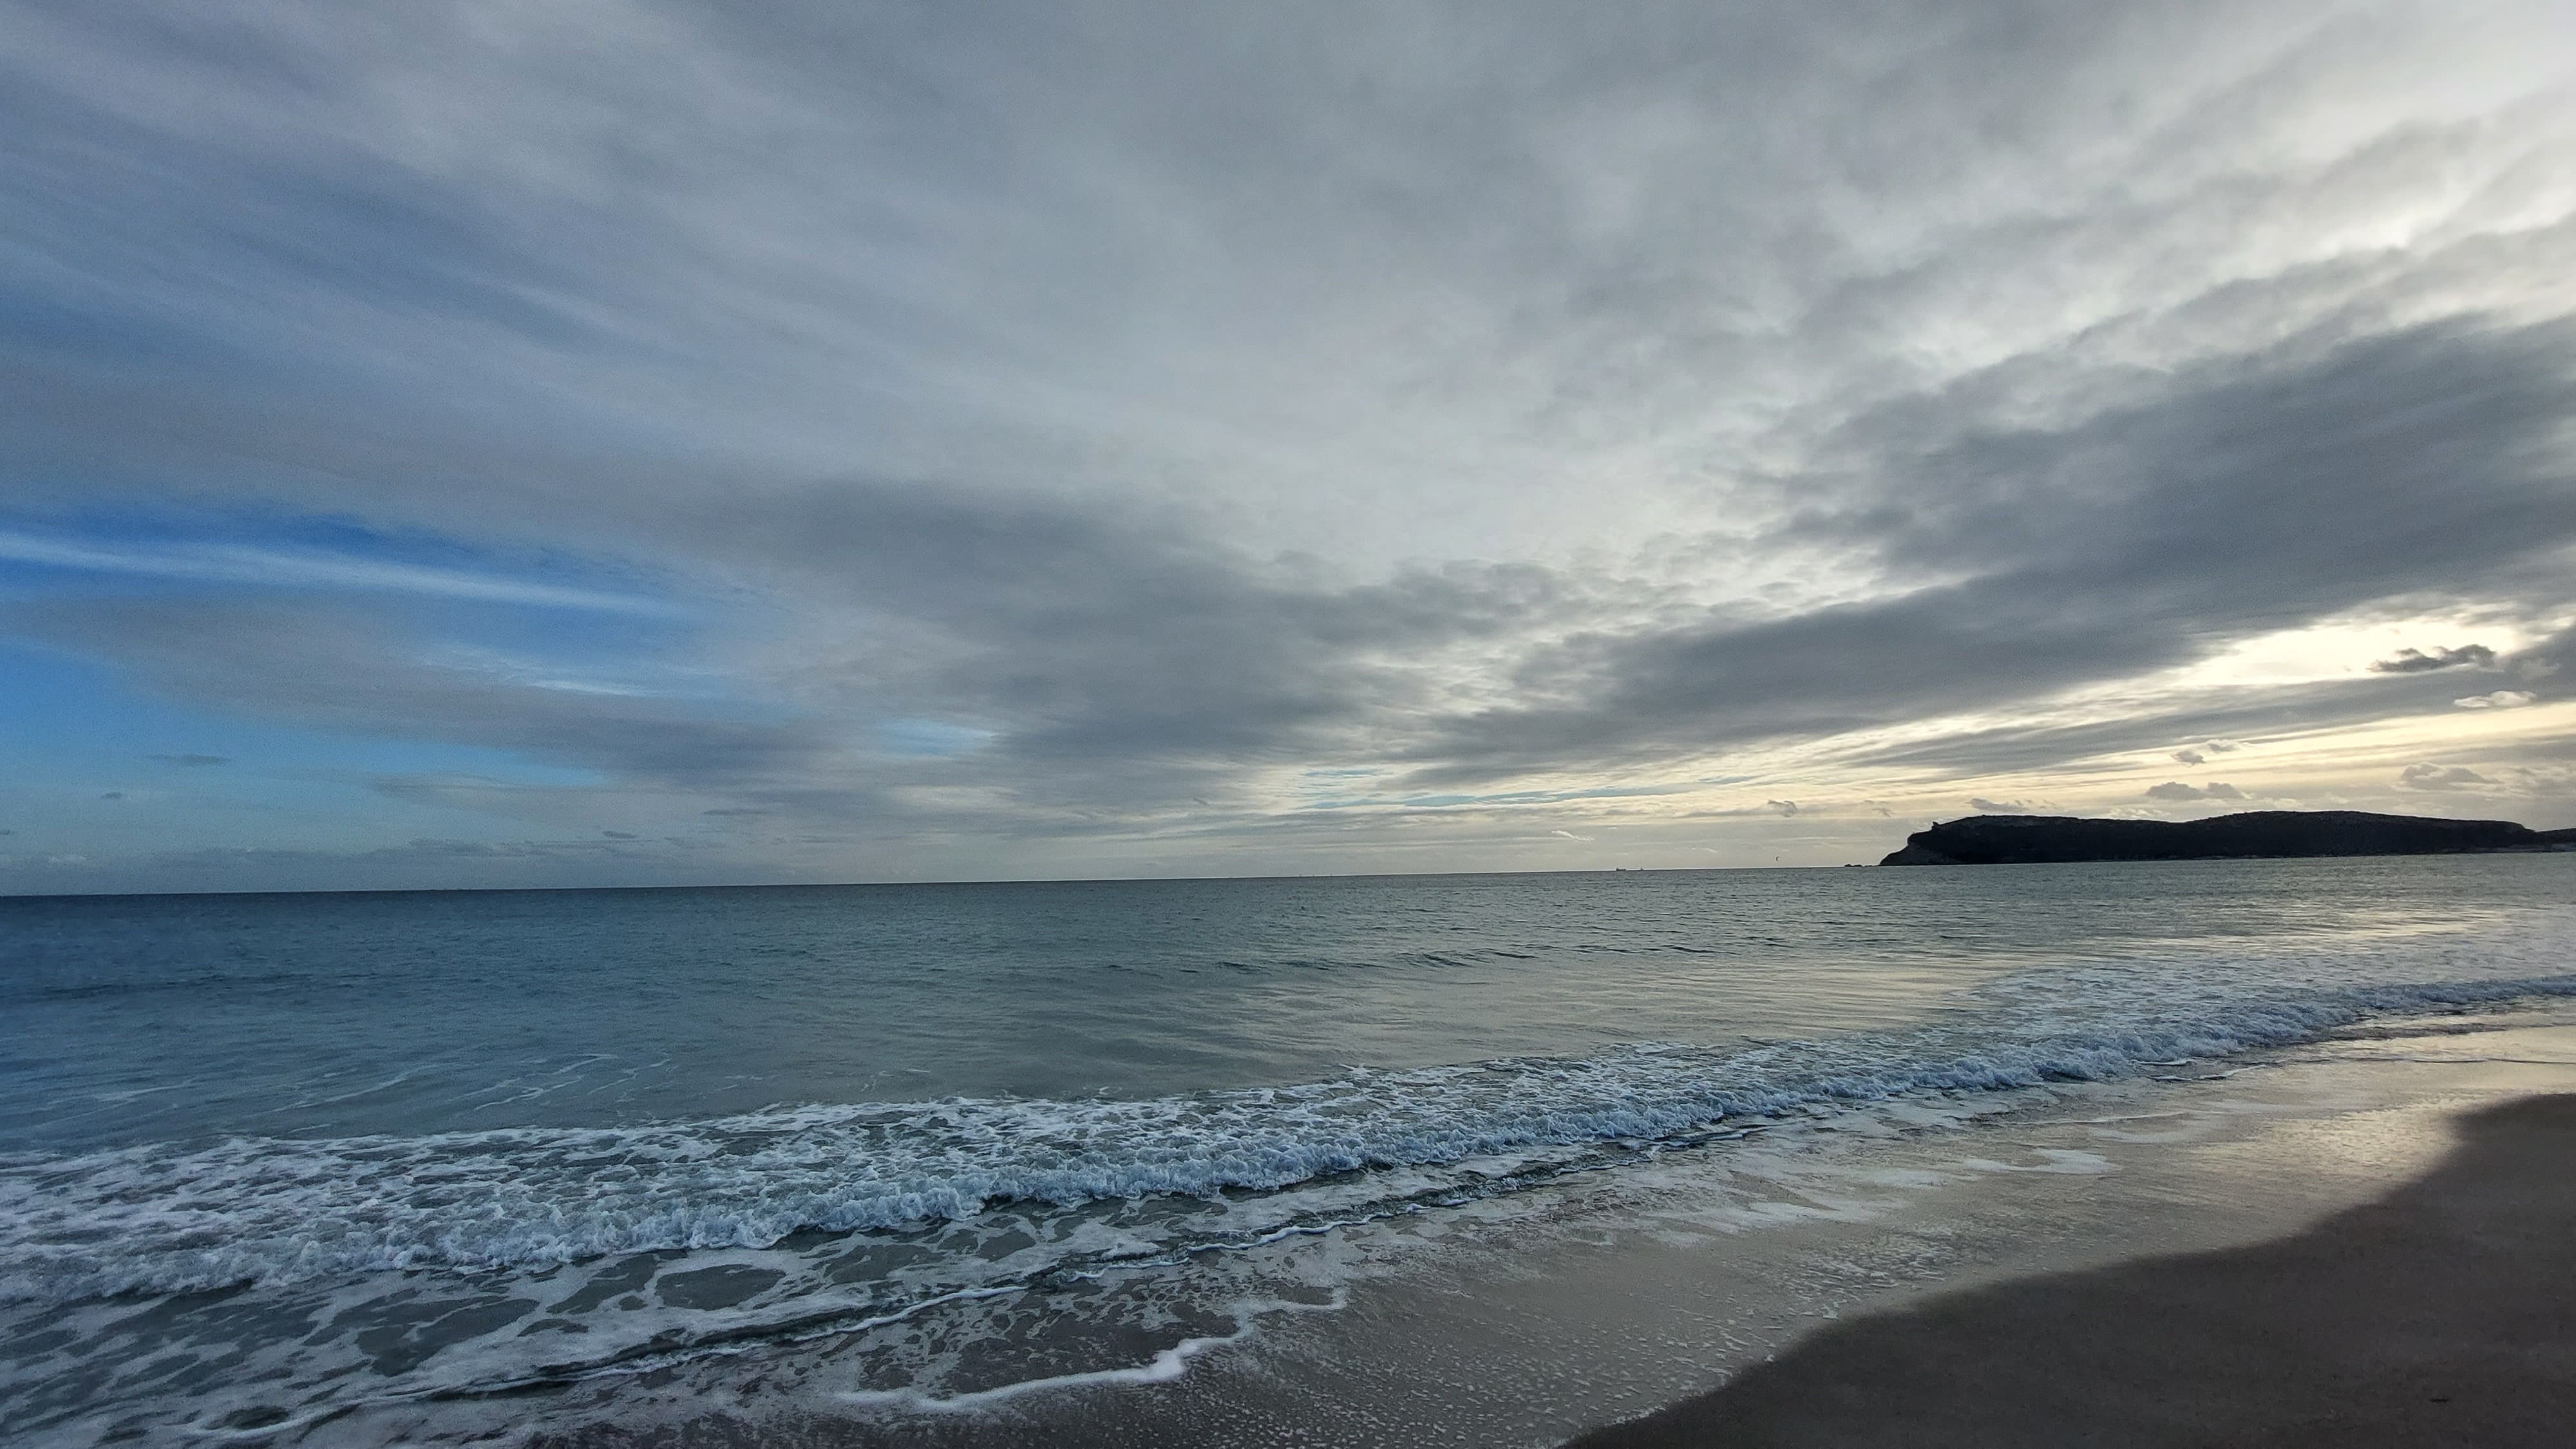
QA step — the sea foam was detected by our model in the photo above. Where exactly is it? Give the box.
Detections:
[7,945,2573,1305]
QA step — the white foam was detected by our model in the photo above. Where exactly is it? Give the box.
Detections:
[835,1290,1345,1413]
[6,923,2576,1309]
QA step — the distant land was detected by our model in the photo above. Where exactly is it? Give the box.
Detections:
[1879,810,2576,866]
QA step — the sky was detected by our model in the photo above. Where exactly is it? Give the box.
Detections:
[5,0,2576,893]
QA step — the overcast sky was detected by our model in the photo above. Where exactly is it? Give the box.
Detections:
[6,0,2576,893]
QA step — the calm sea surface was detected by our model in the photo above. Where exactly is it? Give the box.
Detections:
[5,858,2574,1443]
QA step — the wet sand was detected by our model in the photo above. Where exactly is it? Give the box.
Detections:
[1572,1093,2576,1449]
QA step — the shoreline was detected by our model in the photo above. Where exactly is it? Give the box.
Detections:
[482,1010,2576,1449]
[1573,1090,2576,1448]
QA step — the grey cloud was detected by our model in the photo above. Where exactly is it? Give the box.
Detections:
[2455,690,2539,710]
[2171,748,2205,765]
[19,303,2573,860]
[1966,797,2038,813]
[694,482,1584,791]
[19,294,2576,869]
[2145,781,2243,801]
[8,597,839,790]
[6,2,2576,886]
[149,753,231,767]
[2400,763,2492,791]
[10,0,2564,565]
[1851,702,2306,777]
[2371,643,2497,672]
[1412,315,2576,784]
[1702,799,1804,819]
[2502,764,2576,796]
[0,837,739,896]
[2497,626,2576,685]
[32,469,1582,833]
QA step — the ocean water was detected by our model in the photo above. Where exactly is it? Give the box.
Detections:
[5,857,2574,1443]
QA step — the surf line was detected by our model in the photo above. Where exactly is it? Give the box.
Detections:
[836,1289,1350,1414]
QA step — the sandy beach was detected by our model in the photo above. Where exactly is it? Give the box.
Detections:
[473,1011,2576,1449]
[1575,1092,2576,1448]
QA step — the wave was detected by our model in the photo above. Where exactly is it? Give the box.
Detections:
[8,956,2573,1305]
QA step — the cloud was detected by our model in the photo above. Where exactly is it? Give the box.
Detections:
[99,791,124,800]
[1410,314,2576,785]
[2454,690,2539,709]
[0,532,677,616]
[1967,797,2040,813]
[2371,643,2498,673]
[2145,781,2244,802]
[2400,763,2492,791]
[1765,800,1799,817]
[149,753,231,767]
[0,836,746,895]
[6,1,2576,888]
[2501,763,2576,796]
[8,598,835,790]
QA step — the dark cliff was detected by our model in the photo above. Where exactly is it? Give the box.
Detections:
[1879,810,2576,866]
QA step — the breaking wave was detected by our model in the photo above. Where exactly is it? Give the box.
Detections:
[10,960,2574,1304]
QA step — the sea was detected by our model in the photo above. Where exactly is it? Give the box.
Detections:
[6,855,2575,1445]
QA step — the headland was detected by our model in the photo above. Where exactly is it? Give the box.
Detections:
[1881,809,2576,866]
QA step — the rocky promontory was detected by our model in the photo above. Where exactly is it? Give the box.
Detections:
[1879,810,2576,866]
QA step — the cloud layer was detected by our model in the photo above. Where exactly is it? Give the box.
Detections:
[4,1,2575,889]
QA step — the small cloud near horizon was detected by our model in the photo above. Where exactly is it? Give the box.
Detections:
[2145,781,2244,802]
[2455,690,2539,710]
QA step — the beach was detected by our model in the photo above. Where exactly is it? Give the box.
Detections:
[1577,1089,2576,1448]
[502,1011,2576,1449]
